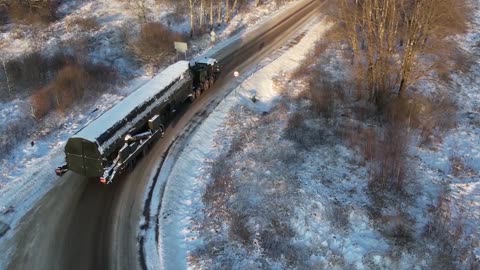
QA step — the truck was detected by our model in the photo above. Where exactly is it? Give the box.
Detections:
[55,58,220,184]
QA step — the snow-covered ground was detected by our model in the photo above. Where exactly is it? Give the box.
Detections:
[154,4,480,270]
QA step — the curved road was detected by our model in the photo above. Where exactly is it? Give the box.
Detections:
[4,1,323,269]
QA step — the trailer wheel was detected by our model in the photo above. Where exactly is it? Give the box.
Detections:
[209,76,215,87]
[204,80,210,91]
[195,88,202,98]
[189,93,196,103]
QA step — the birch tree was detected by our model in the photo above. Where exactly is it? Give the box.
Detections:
[217,0,222,25]
[126,0,149,24]
[189,0,198,36]
[396,0,469,95]
[199,0,204,27]
[225,0,230,23]
[334,0,470,105]
[209,0,214,29]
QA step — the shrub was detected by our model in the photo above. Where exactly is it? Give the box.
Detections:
[30,86,53,119]
[369,120,409,192]
[131,22,184,65]
[362,97,413,193]
[2,52,48,98]
[229,213,251,245]
[259,219,296,260]
[50,64,90,112]
[0,4,7,26]
[309,76,340,122]
[1,51,80,101]
[424,187,478,269]
[67,17,99,31]
[6,0,59,25]
[0,112,34,157]
[28,62,115,119]
[379,211,413,246]
[419,95,457,146]
[203,156,234,213]
[449,156,476,178]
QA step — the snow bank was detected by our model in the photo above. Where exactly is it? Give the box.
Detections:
[157,17,329,268]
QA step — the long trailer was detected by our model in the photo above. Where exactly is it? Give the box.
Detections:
[56,58,220,183]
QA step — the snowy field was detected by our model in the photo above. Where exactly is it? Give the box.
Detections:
[155,5,480,270]
[0,0,300,251]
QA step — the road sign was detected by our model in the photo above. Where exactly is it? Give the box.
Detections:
[174,42,188,53]
[174,42,188,59]
[210,30,216,42]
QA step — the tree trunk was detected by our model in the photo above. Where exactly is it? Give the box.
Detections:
[200,0,204,28]
[232,0,238,14]
[2,59,12,98]
[189,0,195,37]
[210,0,214,30]
[225,0,230,23]
[217,0,222,25]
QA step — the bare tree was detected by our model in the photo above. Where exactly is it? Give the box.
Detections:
[333,0,471,106]
[199,0,204,27]
[209,0,214,29]
[126,0,149,24]
[217,0,222,25]
[188,0,198,36]
[396,0,469,95]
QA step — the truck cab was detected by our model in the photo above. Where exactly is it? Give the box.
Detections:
[189,57,220,90]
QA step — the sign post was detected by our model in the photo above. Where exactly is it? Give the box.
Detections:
[210,30,216,43]
[233,71,239,96]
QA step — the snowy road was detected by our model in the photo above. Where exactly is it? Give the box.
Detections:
[1,0,324,269]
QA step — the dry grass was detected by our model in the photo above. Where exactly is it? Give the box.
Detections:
[379,210,414,246]
[0,110,34,157]
[418,94,457,146]
[259,218,298,261]
[324,203,351,231]
[283,111,326,149]
[0,47,99,101]
[1,52,49,99]
[228,213,251,245]
[423,187,479,269]
[449,156,476,178]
